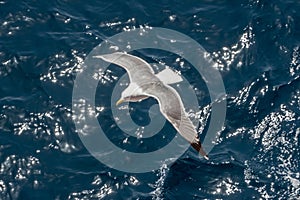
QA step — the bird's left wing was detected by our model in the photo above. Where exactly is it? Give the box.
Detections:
[94,52,159,86]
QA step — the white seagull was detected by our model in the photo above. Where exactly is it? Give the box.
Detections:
[93,52,209,160]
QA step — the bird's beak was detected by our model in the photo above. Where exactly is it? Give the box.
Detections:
[116,98,124,106]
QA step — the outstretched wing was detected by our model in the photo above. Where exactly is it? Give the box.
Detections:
[94,52,160,86]
[145,82,209,160]
[94,52,208,159]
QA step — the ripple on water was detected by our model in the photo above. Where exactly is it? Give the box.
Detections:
[0,155,41,199]
[0,0,299,199]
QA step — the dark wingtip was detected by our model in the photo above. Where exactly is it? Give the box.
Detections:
[191,140,209,160]
[204,155,209,160]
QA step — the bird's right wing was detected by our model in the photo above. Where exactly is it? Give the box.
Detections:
[145,83,208,159]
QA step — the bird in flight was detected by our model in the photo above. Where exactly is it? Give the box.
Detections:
[93,52,209,160]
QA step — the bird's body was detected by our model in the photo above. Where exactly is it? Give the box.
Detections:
[94,52,208,160]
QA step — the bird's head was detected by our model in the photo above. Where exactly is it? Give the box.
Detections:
[115,90,131,106]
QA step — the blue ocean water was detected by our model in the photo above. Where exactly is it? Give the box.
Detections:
[1,0,300,199]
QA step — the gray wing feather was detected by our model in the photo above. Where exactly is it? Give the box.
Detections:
[145,83,208,159]
[95,52,159,85]
[145,83,197,143]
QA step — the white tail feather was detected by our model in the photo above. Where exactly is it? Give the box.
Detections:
[155,68,183,85]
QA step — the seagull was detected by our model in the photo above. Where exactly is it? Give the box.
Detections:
[93,52,209,160]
